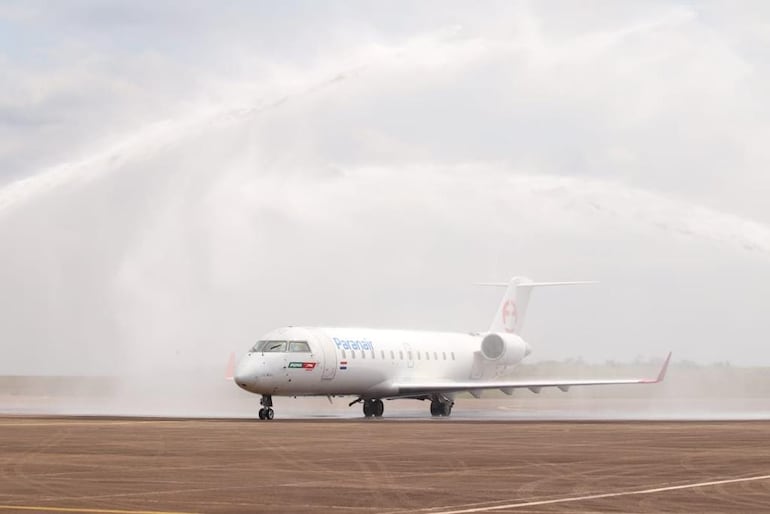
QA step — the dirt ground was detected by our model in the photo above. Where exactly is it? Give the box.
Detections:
[0,417,768,513]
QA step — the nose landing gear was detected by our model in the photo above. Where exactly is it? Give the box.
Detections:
[258,395,274,420]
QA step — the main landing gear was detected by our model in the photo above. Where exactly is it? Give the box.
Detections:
[258,394,274,420]
[430,396,453,417]
[349,397,384,418]
[362,399,384,418]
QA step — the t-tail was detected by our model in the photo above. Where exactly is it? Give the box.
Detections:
[478,277,597,334]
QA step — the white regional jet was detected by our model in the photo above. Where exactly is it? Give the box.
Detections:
[233,277,670,420]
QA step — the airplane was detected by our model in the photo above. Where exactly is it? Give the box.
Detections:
[233,277,670,420]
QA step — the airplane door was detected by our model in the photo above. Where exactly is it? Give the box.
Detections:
[403,343,414,368]
[315,332,337,380]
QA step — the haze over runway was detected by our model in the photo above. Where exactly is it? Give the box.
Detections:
[1,2,770,420]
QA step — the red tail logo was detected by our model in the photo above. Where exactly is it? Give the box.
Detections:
[502,300,517,333]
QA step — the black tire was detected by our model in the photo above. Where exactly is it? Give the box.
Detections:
[258,408,266,420]
[430,402,440,417]
[363,401,373,417]
[373,399,384,417]
[266,408,275,420]
[441,402,453,417]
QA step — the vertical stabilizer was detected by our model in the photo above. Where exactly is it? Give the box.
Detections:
[480,277,596,335]
[488,276,533,334]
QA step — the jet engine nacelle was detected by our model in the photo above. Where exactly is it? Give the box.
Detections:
[480,332,530,366]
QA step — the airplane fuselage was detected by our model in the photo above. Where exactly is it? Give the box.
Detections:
[234,326,530,398]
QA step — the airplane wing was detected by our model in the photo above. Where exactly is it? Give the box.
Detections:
[391,352,671,397]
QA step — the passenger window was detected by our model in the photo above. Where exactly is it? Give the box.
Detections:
[390,350,395,360]
[434,352,438,360]
[381,350,385,359]
[361,350,366,359]
[399,351,404,360]
[341,349,346,359]
[351,351,356,359]
[408,351,413,360]
[288,341,310,352]
[426,352,430,361]
[451,352,455,361]
[443,352,447,360]
[417,352,421,360]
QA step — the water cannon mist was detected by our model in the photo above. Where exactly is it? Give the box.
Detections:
[2,4,769,416]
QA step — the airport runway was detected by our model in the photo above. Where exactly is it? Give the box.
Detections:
[1,417,768,513]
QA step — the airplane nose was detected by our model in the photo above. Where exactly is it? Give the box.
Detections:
[234,357,257,391]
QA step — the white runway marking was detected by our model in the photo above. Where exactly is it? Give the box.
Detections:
[429,474,770,513]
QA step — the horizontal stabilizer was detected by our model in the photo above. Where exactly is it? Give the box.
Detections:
[476,281,597,288]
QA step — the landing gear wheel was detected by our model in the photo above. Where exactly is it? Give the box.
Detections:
[362,399,383,418]
[373,399,384,417]
[430,399,454,417]
[259,395,274,420]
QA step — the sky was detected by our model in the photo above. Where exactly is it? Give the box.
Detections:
[2,0,770,376]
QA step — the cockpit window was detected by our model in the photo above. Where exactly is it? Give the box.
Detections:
[288,341,311,353]
[251,340,311,353]
[264,341,287,352]
[251,340,287,352]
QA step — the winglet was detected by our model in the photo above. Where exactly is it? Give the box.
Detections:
[225,352,236,380]
[642,352,672,384]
